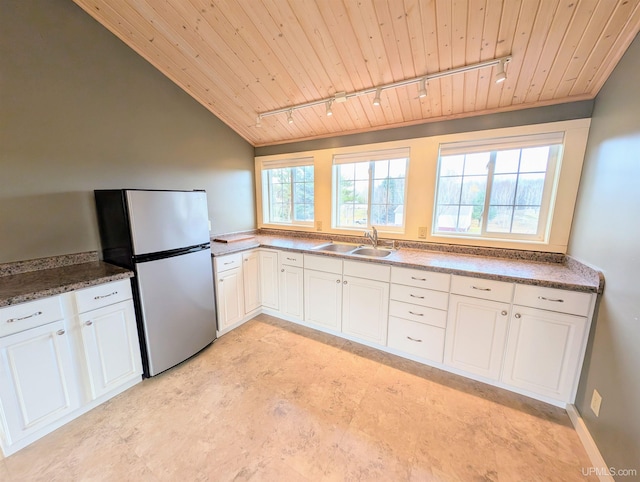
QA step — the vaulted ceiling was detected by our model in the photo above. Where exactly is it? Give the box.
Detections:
[73,1,640,147]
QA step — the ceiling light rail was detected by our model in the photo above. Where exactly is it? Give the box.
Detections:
[255,55,511,127]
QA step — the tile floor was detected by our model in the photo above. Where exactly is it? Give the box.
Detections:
[0,314,596,481]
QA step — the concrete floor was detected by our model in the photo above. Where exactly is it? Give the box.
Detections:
[0,314,596,481]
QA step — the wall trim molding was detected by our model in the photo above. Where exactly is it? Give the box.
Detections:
[566,404,614,482]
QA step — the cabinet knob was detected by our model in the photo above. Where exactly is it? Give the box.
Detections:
[85,321,93,326]
[343,280,347,285]
[501,310,508,316]
[336,279,340,283]
[56,329,65,336]
[515,313,522,319]
[281,269,285,272]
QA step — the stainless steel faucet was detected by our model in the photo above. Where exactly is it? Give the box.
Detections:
[365,226,378,248]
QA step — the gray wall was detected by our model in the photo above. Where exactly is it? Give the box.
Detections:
[0,1,256,264]
[569,34,640,474]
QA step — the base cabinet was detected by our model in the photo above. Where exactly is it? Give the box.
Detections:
[242,251,261,313]
[444,294,510,380]
[0,320,80,446]
[304,269,342,331]
[259,250,279,310]
[79,301,142,400]
[279,265,304,319]
[342,275,390,345]
[501,305,588,401]
[217,267,245,331]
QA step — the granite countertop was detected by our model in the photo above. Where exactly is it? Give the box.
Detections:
[0,253,133,307]
[211,233,603,294]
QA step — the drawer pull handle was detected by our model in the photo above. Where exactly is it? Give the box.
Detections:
[286,257,297,261]
[223,262,233,265]
[407,336,423,343]
[515,313,522,319]
[538,296,564,303]
[411,276,426,281]
[85,321,93,326]
[7,311,43,323]
[56,329,65,336]
[409,294,425,299]
[94,291,118,300]
[471,286,492,291]
[408,311,424,316]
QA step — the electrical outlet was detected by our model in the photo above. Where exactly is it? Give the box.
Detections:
[208,220,212,232]
[591,389,602,417]
[418,226,427,239]
[316,220,323,231]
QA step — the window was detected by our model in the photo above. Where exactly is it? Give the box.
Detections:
[333,148,409,230]
[261,158,314,225]
[433,133,563,241]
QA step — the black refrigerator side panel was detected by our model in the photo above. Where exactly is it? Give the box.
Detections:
[94,190,134,269]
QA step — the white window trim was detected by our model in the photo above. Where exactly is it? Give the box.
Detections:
[332,148,410,233]
[432,135,564,242]
[261,157,314,227]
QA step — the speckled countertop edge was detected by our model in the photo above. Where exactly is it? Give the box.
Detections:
[0,253,133,307]
[211,233,603,294]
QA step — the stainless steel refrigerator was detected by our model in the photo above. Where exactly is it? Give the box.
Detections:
[94,189,217,377]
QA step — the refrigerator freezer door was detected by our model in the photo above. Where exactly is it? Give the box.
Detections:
[126,190,210,255]
[135,248,216,376]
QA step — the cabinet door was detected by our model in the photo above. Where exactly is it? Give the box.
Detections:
[0,320,80,445]
[342,276,389,345]
[502,305,588,402]
[79,301,142,400]
[217,268,245,330]
[304,269,342,331]
[242,251,261,313]
[444,294,510,380]
[279,265,304,320]
[259,250,279,310]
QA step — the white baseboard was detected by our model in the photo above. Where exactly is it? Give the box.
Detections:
[566,404,614,482]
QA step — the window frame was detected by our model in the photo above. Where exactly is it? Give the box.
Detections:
[432,134,564,242]
[261,157,315,227]
[331,148,410,233]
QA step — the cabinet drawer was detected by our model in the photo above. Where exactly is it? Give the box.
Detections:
[304,254,342,274]
[390,284,448,310]
[451,275,514,303]
[389,300,447,328]
[388,316,445,363]
[343,260,390,282]
[279,251,304,268]
[0,296,64,337]
[390,267,450,292]
[513,285,593,317]
[215,253,242,273]
[74,279,132,314]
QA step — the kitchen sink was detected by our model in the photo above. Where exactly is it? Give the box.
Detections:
[312,242,361,253]
[350,247,392,258]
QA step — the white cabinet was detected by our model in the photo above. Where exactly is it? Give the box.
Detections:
[501,284,592,402]
[242,251,261,313]
[73,280,142,401]
[259,249,279,310]
[216,267,245,331]
[304,255,343,331]
[444,294,511,380]
[0,318,80,447]
[279,252,304,320]
[341,261,390,346]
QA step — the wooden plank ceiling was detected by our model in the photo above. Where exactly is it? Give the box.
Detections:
[73,0,640,147]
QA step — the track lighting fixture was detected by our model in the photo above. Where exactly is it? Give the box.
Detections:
[255,55,512,127]
[495,59,507,84]
[418,78,427,98]
[326,100,333,117]
[373,87,381,106]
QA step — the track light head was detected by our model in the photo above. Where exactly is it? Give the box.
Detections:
[495,60,507,84]
[287,109,294,124]
[326,100,333,117]
[373,87,381,106]
[418,78,427,98]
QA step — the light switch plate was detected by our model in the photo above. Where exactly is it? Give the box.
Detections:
[590,389,602,417]
[418,226,427,239]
